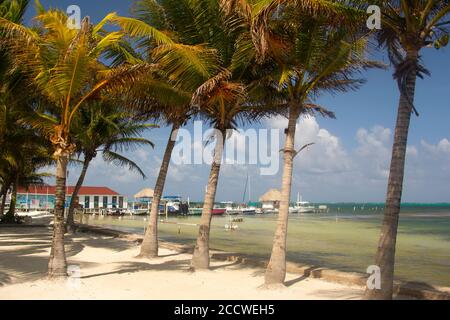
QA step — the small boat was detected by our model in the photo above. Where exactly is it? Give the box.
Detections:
[188,207,203,216]
[289,201,315,213]
[188,207,226,216]
[289,193,315,213]
[221,201,240,215]
[239,207,256,215]
[212,208,226,216]
[131,208,149,216]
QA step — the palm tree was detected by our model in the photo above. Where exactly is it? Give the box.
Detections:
[191,72,258,270]
[0,0,51,219]
[236,1,382,286]
[66,101,155,231]
[363,0,450,300]
[0,123,51,221]
[135,101,192,259]
[110,0,223,258]
[0,2,151,278]
[120,0,268,267]
[123,0,196,259]
[172,0,273,270]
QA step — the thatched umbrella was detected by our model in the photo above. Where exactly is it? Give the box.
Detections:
[134,188,154,199]
[259,189,282,202]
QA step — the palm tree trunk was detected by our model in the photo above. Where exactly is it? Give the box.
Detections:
[139,123,180,258]
[364,52,418,300]
[191,128,226,270]
[5,174,18,222]
[48,154,68,279]
[66,155,92,232]
[0,185,9,216]
[264,105,299,286]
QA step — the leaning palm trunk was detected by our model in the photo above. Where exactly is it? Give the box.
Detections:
[265,106,299,285]
[5,175,18,221]
[0,185,9,216]
[48,154,69,278]
[364,53,418,300]
[66,156,92,232]
[191,129,226,270]
[139,123,180,258]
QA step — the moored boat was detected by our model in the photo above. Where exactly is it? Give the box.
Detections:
[188,207,203,215]
[187,207,226,216]
[289,193,315,213]
[212,208,226,215]
[289,201,315,213]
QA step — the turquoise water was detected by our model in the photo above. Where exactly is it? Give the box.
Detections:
[77,204,450,287]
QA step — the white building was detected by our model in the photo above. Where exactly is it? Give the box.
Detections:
[16,185,128,210]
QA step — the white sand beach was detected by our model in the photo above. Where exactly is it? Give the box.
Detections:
[0,227,364,300]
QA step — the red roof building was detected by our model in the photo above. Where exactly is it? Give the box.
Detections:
[18,185,120,196]
[16,185,127,210]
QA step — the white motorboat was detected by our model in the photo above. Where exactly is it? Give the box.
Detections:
[294,201,316,213]
[289,193,315,213]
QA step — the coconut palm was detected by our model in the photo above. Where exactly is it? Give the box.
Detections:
[234,1,382,285]
[0,2,152,278]
[363,0,450,300]
[0,120,51,221]
[109,0,224,258]
[133,98,193,259]
[119,0,270,266]
[65,101,155,231]
[160,0,272,270]
[122,0,197,259]
[190,72,260,270]
[0,0,51,219]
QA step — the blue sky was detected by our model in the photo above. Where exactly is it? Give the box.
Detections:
[26,1,450,203]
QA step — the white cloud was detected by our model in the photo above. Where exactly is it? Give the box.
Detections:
[355,126,392,180]
[266,115,352,175]
[421,138,450,156]
[262,116,450,202]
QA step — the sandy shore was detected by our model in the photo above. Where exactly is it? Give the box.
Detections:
[0,226,365,300]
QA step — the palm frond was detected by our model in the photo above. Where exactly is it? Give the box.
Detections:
[102,150,146,179]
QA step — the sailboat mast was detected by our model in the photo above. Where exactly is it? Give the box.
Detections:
[242,172,248,203]
[248,175,251,203]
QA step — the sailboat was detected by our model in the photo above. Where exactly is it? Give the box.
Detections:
[289,192,315,213]
[235,171,256,215]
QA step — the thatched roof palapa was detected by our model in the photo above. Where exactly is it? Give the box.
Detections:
[134,188,154,198]
[259,189,282,202]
